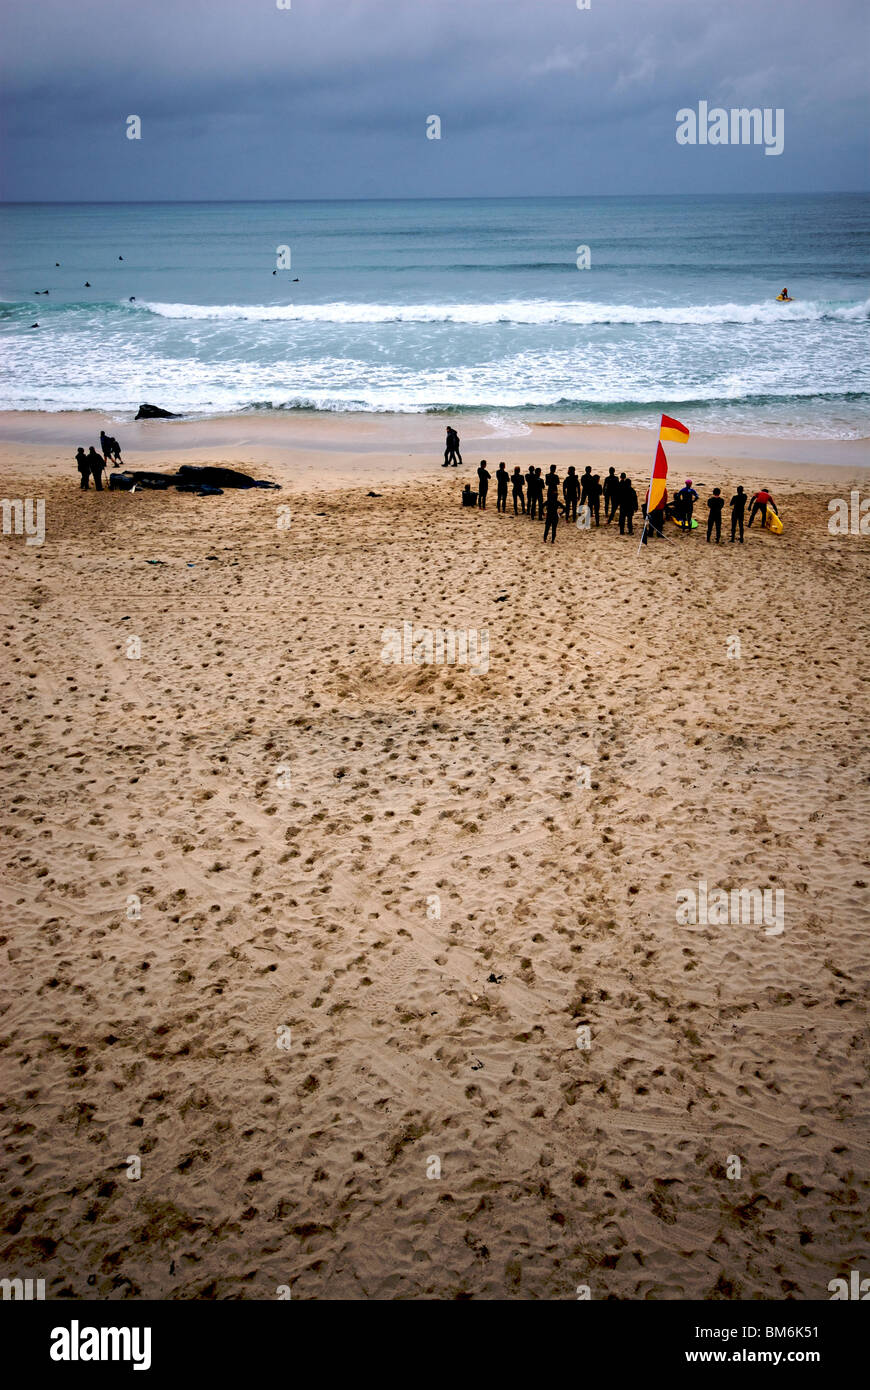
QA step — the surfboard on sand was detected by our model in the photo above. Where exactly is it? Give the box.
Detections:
[764,508,783,533]
[671,514,698,530]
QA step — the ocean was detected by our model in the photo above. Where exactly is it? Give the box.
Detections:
[0,195,868,438]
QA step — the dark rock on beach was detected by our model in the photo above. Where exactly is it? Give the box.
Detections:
[135,403,181,420]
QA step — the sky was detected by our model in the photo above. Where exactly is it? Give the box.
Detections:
[0,0,867,201]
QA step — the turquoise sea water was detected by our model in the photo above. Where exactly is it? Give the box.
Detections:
[0,195,868,437]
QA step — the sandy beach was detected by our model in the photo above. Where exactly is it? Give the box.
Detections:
[1,412,868,1301]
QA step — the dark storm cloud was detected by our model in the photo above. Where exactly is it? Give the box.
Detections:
[0,0,867,199]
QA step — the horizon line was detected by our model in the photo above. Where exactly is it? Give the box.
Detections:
[1,190,869,207]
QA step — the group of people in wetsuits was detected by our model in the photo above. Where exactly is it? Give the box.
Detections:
[75,430,123,490]
[644,478,780,542]
[473,461,639,542]
[469,454,779,545]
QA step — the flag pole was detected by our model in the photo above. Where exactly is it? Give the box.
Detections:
[639,413,689,550]
[637,426,661,555]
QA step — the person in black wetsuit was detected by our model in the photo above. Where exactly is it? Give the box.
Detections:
[495,462,509,513]
[730,485,747,543]
[603,467,619,521]
[707,488,724,543]
[87,446,105,490]
[607,473,628,525]
[618,479,638,534]
[545,464,560,501]
[543,488,559,543]
[443,427,462,467]
[75,447,90,489]
[477,460,490,508]
[586,473,603,526]
[525,465,537,518]
[579,466,593,510]
[563,465,580,521]
[100,430,113,464]
[511,466,525,514]
[525,469,539,519]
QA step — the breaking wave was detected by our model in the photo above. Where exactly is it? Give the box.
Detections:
[138,297,870,327]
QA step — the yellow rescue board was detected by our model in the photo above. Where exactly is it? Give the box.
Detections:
[775,294,793,302]
[764,508,783,534]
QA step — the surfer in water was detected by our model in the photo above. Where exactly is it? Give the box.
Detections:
[777,287,793,302]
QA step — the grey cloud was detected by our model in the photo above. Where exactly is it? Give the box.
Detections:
[0,0,867,199]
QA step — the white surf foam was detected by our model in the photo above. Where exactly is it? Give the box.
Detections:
[138,297,870,327]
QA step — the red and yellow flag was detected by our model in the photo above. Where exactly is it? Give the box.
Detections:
[647,441,669,513]
[659,413,690,444]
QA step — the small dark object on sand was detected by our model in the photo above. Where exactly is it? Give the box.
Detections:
[367,491,382,497]
[135,403,180,420]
